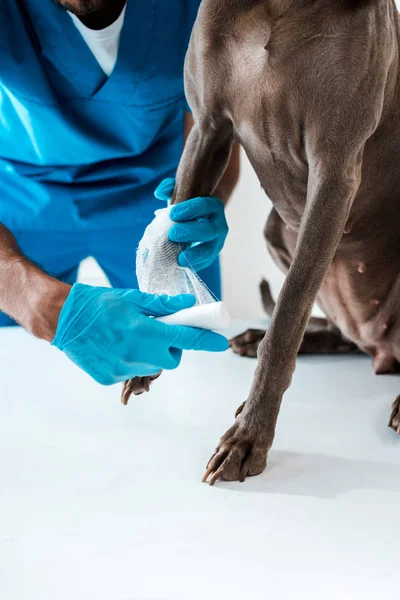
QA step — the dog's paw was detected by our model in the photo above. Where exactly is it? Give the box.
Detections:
[388,395,400,434]
[121,372,162,405]
[230,329,266,358]
[202,414,268,485]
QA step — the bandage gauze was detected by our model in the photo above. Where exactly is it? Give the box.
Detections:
[136,207,231,332]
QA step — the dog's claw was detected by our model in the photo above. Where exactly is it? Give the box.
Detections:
[202,465,215,483]
[235,402,246,418]
[203,448,228,484]
[239,467,249,483]
[121,372,162,405]
[203,416,268,485]
[388,395,400,433]
[209,466,226,486]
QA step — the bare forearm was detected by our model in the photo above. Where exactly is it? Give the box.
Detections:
[0,224,70,341]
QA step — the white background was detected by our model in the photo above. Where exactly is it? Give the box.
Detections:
[4,7,400,599]
[2,327,400,600]
[221,154,283,318]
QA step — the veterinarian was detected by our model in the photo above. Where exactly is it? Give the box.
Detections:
[0,0,239,384]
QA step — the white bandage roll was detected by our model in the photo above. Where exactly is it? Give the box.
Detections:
[156,301,231,332]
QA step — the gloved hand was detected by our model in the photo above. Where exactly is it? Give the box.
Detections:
[52,284,229,386]
[155,178,228,272]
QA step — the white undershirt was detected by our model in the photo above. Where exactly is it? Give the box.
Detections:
[68,3,127,77]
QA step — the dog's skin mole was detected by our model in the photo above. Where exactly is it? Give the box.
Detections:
[358,262,367,274]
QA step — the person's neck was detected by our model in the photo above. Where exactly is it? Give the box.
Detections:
[77,0,126,30]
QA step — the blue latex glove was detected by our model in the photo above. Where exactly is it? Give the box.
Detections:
[52,284,229,386]
[155,178,228,272]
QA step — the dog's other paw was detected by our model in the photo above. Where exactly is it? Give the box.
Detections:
[121,372,162,405]
[230,329,266,358]
[388,395,400,434]
[202,415,268,485]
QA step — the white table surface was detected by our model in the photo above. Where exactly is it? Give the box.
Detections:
[1,322,400,600]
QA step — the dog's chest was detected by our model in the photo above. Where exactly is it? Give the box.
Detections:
[222,20,310,226]
[231,93,309,228]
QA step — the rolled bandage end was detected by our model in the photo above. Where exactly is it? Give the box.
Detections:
[156,301,231,333]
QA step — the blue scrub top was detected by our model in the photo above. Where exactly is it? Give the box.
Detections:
[0,0,201,232]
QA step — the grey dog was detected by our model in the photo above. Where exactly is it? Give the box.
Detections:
[125,0,400,485]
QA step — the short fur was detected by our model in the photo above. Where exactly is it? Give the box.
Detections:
[125,0,400,484]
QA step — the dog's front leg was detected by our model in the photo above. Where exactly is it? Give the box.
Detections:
[171,116,234,205]
[204,158,362,484]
